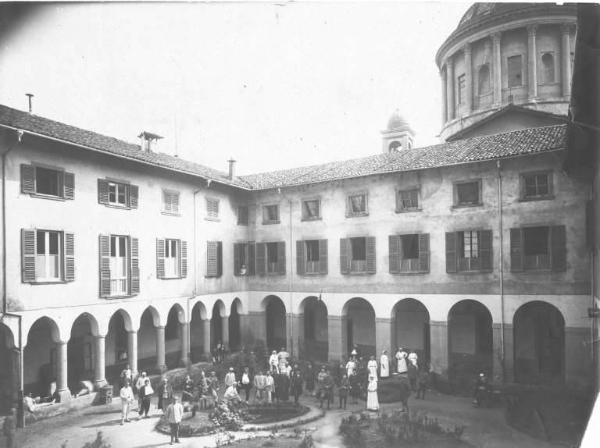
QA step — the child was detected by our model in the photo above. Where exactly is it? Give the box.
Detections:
[338,374,350,409]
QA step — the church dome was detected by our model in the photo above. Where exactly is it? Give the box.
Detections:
[387,110,410,131]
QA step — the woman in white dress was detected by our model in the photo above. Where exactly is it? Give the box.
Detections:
[345,356,357,377]
[380,350,390,379]
[408,350,418,369]
[367,355,378,379]
[396,347,408,374]
[366,375,379,411]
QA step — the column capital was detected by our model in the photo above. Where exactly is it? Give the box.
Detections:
[560,24,573,34]
[491,32,502,44]
[527,24,538,36]
[463,42,472,55]
[445,57,454,69]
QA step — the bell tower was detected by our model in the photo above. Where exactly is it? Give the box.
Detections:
[381,110,415,153]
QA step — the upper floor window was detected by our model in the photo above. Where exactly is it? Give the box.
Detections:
[21,229,75,283]
[99,234,139,297]
[446,230,492,273]
[457,74,466,104]
[541,52,555,84]
[206,241,223,278]
[156,238,187,279]
[296,239,328,275]
[396,188,420,212]
[162,190,180,214]
[454,180,482,207]
[263,204,280,224]
[346,192,368,217]
[340,236,376,274]
[256,241,286,275]
[237,205,249,226]
[302,199,321,221]
[98,179,138,209]
[20,164,74,200]
[510,225,566,272]
[478,64,491,94]
[389,233,429,274]
[206,198,219,220]
[234,242,255,276]
[521,172,553,200]
[507,55,523,87]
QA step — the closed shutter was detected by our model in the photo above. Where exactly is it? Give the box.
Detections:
[64,232,75,282]
[510,228,523,272]
[479,230,493,271]
[156,238,165,279]
[418,233,430,272]
[234,243,243,276]
[21,229,36,283]
[296,240,305,275]
[21,164,35,194]
[319,239,328,274]
[277,241,286,274]
[256,243,266,276]
[340,238,350,274]
[366,236,376,274]
[248,243,256,276]
[97,179,109,205]
[129,185,139,209]
[389,235,401,274]
[99,235,111,297]
[180,240,188,278]
[63,172,75,199]
[206,241,218,277]
[551,225,567,272]
[130,237,140,294]
[445,232,457,273]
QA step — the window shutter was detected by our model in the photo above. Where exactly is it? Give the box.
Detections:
[256,243,266,276]
[97,179,109,205]
[21,229,36,283]
[445,232,457,273]
[479,230,493,271]
[366,236,376,274]
[64,232,75,282]
[172,193,180,213]
[180,240,188,278]
[248,243,256,276]
[156,238,165,279]
[99,235,111,297]
[234,243,242,276]
[296,241,305,275]
[129,185,139,209]
[551,225,567,272]
[206,241,218,277]
[217,242,223,276]
[319,239,328,274]
[340,238,350,274]
[277,241,286,274]
[510,228,523,272]
[130,237,140,294]
[20,164,35,194]
[389,235,401,274]
[63,172,75,200]
[418,233,430,272]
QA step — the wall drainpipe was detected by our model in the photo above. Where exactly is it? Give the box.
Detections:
[497,160,506,382]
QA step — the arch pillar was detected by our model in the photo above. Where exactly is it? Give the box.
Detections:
[156,326,166,372]
[375,318,392,359]
[56,341,71,402]
[203,319,211,360]
[502,323,514,383]
[221,316,229,349]
[429,320,448,376]
[94,335,107,388]
[181,322,190,367]
[328,315,344,362]
[127,331,138,377]
[492,323,505,382]
[287,313,302,358]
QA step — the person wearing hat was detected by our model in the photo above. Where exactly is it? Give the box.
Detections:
[269,350,279,373]
[224,367,237,388]
[395,347,408,374]
[157,377,173,412]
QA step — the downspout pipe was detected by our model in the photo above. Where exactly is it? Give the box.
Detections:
[497,160,506,382]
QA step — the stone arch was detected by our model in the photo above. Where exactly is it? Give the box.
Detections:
[513,301,565,384]
[392,298,430,365]
[190,301,208,362]
[24,316,61,397]
[68,313,97,388]
[229,298,243,352]
[262,295,287,352]
[342,297,376,358]
[299,296,328,361]
[0,323,17,413]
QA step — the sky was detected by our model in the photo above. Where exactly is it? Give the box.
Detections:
[0,1,470,175]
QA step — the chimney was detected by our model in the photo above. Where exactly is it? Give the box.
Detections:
[138,131,163,152]
[227,158,236,180]
[25,93,34,114]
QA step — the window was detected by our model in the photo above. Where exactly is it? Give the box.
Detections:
[340,237,376,274]
[511,226,566,272]
[389,234,429,274]
[478,64,491,94]
[521,172,552,200]
[507,55,523,87]
[165,239,179,278]
[108,182,127,206]
[255,242,285,275]
[346,192,368,217]
[297,239,328,275]
[389,141,402,152]
[157,238,187,279]
[110,235,128,295]
[396,188,420,212]
[20,164,74,200]
[302,199,321,221]
[454,180,482,207]
[541,52,555,84]
[446,230,492,273]
[263,204,280,224]
[266,242,279,273]
[162,190,180,214]
[97,179,138,209]
[206,198,219,220]
[457,74,466,104]
[35,230,61,281]
[21,229,74,283]
[234,242,255,276]
[206,241,223,277]
[99,234,139,297]
[237,205,249,226]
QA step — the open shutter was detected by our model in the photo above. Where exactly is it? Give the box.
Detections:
[172,193,180,214]
[206,241,218,277]
[340,238,350,274]
[234,243,242,276]
[63,172,75,200]
[99,235,111,297]
[445,232,457,273]
[97,179,109,205]
[418,233,430,272]
[129,185,139,209]
[21,229,36,283]
[156,238,165,279]
[510,228,523,272]
[296,241,305,275]
[256,243,266,276]
[319,239,328,274]
[180,240,188,278]
[130,237,140,294]
[248,243,256,276]
[479,230,493,271]
[389,235,401,274]
[277,241,286,274]
[21,164,35,194]
[217,242,223,276]
[64,232,75,282]
[551,225,567,272]
[366,236,376,274]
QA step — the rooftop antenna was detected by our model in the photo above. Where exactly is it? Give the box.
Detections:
[25,93,34,113]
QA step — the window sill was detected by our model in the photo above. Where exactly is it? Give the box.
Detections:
[345,213,369,218]
[102,294,137,300]
[234,273,254,277]
[301,217,322,222]
[451,269,493,275]
[299,272,327,276]
[265,272,285,276]
[514,268,553,273]
[28,193,66,202]
[262,221,281,225]
[161,211,181,217]
[27,280,67,285]
[390,271,429,276]
[343,271,375,276]
[518,195,555,202]
[237,223,249,226]
[452,203,483,209]
[158,276,183,280]
[205,275,223,279]
[204,216,220,222]
[395,208,422,214]
[101,203,133,210]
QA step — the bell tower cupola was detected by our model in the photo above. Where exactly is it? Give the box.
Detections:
[381,110,415,153]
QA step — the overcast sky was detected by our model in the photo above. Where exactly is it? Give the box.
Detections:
[0,1,470,175]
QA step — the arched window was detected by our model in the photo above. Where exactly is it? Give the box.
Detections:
[541,52,555,83]
[478,64,491,94]
[389,141,402,152]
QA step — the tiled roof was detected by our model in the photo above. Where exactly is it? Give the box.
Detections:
[240,124,567,189]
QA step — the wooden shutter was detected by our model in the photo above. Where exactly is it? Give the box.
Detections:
[551,225,567,272]
[389,235,401,274]
[277,241,286,274]
[64,232,75,282]
[63,172,75,200]
[156,238,165,279]
[340,238,350,274]
[234,243,243,276]
[319,239,328,274]
[180,240,188,278]
[479,230,493,271]
[418,233,430,272]
[256,243,266,276]
[510,228,523,272]
[129,185,139,209]
[21,229,36,283]
[296,241,306,275]
[97,179,109,205]
[99,235,111,297]
[445,232,457,273]
[172,193,180,213]
[217,242,223,276]
[130,237,140,294]
[366,236,376,274]
[206,241,218,277]
[248,243,256,276]
[20,164,35,194]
